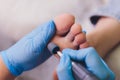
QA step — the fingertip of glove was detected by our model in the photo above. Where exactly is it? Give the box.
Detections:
[62,48,73,53]
[49,20,56,30]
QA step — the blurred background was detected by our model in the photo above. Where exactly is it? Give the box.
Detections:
[0,0,120,80]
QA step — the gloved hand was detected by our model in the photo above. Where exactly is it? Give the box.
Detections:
[57,47,115,80]
[0,20,56,76]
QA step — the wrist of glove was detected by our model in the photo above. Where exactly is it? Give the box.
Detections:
[0,20,56,76]
[57,47,115,80]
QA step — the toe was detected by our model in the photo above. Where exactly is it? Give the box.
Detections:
[54,14,75,35]
[79,41,89,48]
[73,33,86,47]
[66,23,82,41]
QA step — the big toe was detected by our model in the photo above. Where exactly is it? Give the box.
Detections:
[54,14,75,35]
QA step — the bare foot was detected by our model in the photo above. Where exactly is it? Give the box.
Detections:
[52,14,88,50]
[51,14,89,80]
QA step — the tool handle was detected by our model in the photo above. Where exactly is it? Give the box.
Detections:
[72,62,99,80]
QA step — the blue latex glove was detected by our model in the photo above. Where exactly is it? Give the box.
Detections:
[57,47,115,80]
[0,20,56,76]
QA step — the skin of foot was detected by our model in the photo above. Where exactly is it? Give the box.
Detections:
[51,14,89,80]
[53,16,120,58]
[52,14,88,51]
[53,17,120,80]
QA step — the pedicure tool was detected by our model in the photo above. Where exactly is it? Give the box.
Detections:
[47,42,99,80]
